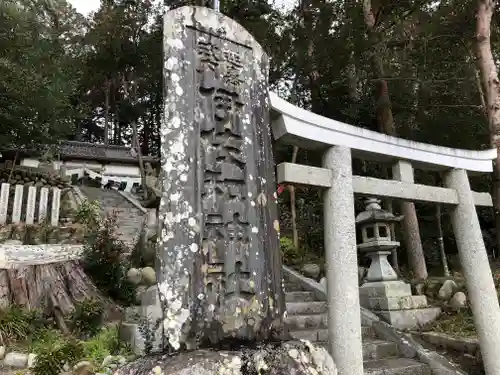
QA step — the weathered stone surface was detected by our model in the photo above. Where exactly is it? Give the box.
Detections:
[0,244,84,268]
[449,291,467,309]
[301,263,320,279]
[438,280,458,301]
[114,342,336,375]
[27,353,37,368]
[3,352,28,368]
[0,346,5,360]
[319,277,327,289]
[0,183,9,225]
[0,225,12,243]
[73,360,94,375]
[3,240,22,245]
[157,6,284,350]
[127,268,142,285]
[140,266,156,285]
[135,285,148,304]
[102,355,115,367]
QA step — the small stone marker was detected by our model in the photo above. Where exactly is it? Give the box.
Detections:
[12,184,24,224]
[157,6,284,350]
[0,183,9,225]
[25,186,37,225]
[51,187,61,226]
[38,187,49,223]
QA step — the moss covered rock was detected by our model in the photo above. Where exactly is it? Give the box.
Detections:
[114,341,337,375]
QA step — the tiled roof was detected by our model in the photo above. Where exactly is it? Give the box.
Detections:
[2,141,158,164]
[59,141,157,164]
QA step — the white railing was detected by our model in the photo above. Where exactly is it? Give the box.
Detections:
[0,183,61,226]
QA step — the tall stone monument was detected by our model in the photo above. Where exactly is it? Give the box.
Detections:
[158,6,284,350]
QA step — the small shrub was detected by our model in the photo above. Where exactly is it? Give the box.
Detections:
[70,299,105,338]
[29,328,65,354]
[83,213,136,304]
[280,236,305,266]
[32,338,84,375]
[75,199,101,232]
[25,219,53,244]
[0,307,42,345]
[82,326,130,367]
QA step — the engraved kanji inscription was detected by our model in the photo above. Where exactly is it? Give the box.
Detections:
[160,7,284,349]
[196,37,253,317]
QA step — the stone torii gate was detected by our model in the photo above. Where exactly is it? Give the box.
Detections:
[156,5,500,375]
[271,93,500,375]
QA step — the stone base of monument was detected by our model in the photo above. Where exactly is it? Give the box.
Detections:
[114,340,337,375]
[360,280,441,330]
[120,285,164,355]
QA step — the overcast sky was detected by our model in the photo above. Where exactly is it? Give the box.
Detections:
[67,0,100,15]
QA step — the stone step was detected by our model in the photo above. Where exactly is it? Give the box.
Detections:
[364,358,431,375]
[285,291,317,303]
[315,340,398,361]
[286,301,327,315]
[286,313,327,330]
[285,314,375,338]
[289,326,375,342]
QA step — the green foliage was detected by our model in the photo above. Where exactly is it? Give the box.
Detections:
[280,236,304,266]
[0,307,43,345]
[83,213,136,304]
[32,338,84,375]
[70,299,105,338]
[82,326,128,367]
[19,324,130,374]
[74,199,102,232]
[29,328,66,354]
[0,0,84,149]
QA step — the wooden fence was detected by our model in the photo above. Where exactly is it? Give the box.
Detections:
[0,183,61,226]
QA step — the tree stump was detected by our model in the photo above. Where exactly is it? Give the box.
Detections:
[0,244,113,328]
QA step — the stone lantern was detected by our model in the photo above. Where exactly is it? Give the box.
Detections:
[356,198,441,329]
[356,198,402,283]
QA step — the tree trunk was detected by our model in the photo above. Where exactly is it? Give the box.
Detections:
[475,0,500,256]
[290,146,300,249]
[143,114,150,157]
[132,120,148,200]
[434,173,450,276]
[7,150,19,183]
[122,74,148,200]
[363,0,427,280]
[435,204,450,277]
[104,79,110,145]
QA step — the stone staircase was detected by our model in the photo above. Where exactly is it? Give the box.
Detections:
[285,285,431,374]
[79,186,144,249]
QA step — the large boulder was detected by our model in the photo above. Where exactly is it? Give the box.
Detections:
[449,291,467,309]
[438,280,459,301]
[114,341,337,375]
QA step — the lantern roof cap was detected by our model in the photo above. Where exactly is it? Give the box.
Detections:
[355,198,403,225]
